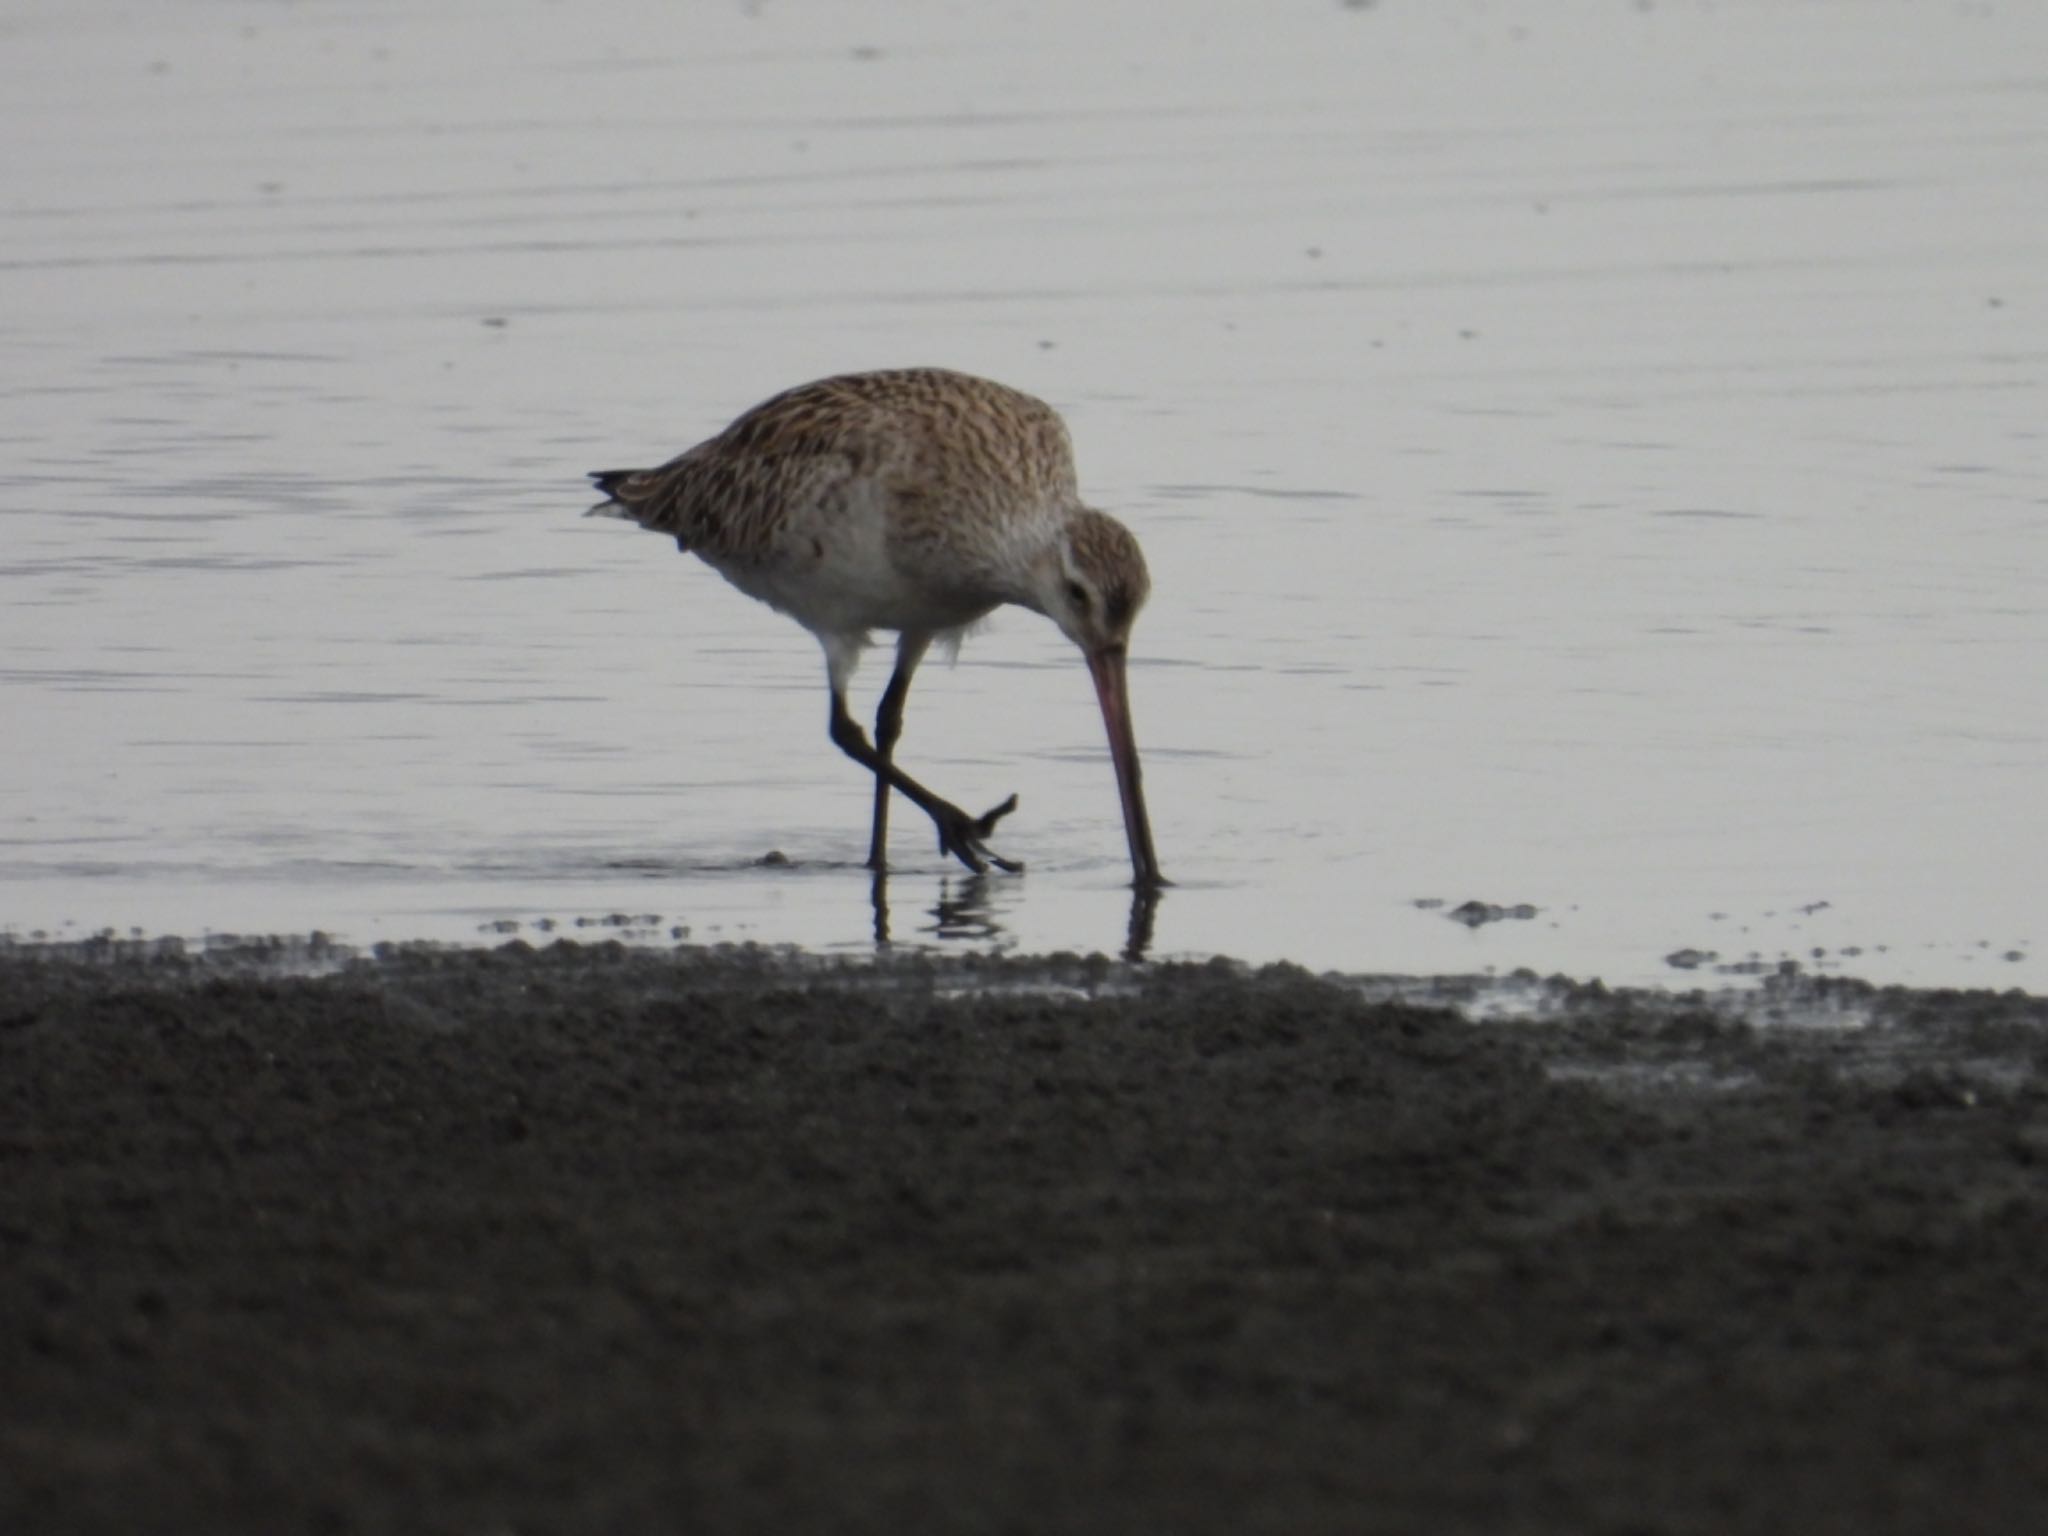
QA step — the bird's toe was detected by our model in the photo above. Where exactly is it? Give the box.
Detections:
[933,797,1022,876]
[972,793,1019,839]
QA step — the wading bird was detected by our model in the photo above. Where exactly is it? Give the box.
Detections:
[586,368,1163,888]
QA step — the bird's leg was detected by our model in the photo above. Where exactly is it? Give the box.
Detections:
[870,866,892,946]
[866,633,932,872]
[827,690,1021,876]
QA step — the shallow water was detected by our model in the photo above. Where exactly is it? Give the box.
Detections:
[4,0,2044,988]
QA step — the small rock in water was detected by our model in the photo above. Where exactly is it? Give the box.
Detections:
[1664,947,1718,971]
[1447,900,1538,929]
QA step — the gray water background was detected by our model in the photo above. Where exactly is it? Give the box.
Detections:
[4,0,2044,988]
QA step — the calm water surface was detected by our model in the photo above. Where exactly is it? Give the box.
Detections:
[4,1,2044,988]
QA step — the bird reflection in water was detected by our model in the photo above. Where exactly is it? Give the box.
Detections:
[870,871,1160,962]
[927,874,1003,945]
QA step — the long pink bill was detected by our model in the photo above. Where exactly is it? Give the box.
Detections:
[1085,647,1165,889]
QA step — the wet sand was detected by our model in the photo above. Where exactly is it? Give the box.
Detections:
[4,939,2045,1533]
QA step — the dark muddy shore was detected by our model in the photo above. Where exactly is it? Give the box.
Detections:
[4,940,2046,1534]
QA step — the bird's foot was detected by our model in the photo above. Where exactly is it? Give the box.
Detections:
[933,793,1022,875]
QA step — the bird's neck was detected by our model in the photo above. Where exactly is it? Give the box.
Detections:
[980,502,1084,618]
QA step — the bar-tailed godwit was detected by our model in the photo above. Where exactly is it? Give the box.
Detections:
[587,367,1163,888]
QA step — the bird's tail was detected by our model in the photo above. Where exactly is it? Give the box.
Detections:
[585,468,644,519]
[587,466,692,551]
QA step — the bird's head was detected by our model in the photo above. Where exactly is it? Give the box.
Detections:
[1039,508,1152,655]
[1031,507,1164,888]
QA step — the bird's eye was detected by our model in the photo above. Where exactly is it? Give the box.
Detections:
[1064,579,1090,611]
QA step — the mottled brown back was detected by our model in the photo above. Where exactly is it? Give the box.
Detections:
[588,369,1080,568]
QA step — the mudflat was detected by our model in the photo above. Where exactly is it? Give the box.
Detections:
[4,940,2045,1534]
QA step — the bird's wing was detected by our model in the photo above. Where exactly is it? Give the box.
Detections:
[589,437,864,563]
